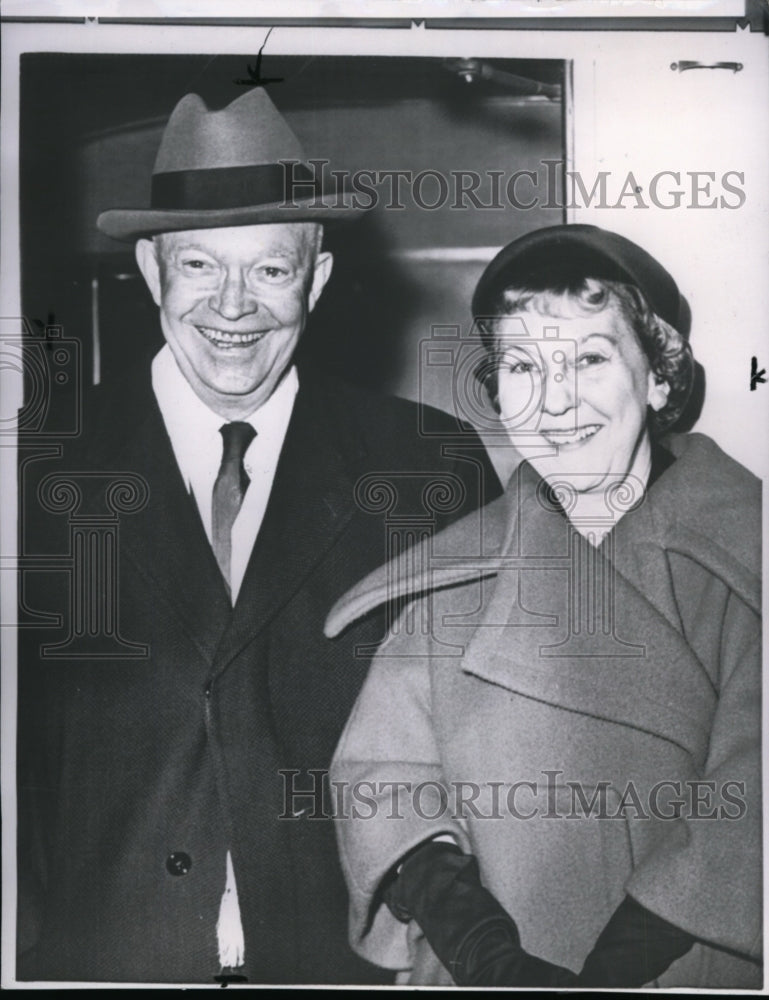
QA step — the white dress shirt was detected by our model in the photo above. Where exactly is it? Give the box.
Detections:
[151,344,298,602]
[151,344,299,968]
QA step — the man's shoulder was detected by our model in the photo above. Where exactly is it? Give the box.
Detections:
[297,367,480,456]
[295,369,502,513]
[53,361,158,471]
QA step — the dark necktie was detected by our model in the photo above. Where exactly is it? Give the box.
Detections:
[212,422,257,590]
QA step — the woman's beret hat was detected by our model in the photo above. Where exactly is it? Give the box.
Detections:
[472,224,688,337]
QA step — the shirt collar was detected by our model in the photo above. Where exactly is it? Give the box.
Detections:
[151,344,299,486]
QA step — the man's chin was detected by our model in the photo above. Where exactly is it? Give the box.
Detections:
[184,371,276,417]
[206,378,271,401]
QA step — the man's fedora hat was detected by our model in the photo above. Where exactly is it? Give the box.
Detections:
[97,88,362,242]
[472,224,689,337]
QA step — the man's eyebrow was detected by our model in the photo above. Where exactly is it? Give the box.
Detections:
[167,243,301,260]
[258,247,302,259]
[169,242,216,255]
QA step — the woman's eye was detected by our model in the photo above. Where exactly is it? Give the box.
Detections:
[506,359,536,375]
[576,352,608,369]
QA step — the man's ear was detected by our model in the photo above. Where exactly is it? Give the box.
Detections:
[308,251,333,312]
[135,238,163,307]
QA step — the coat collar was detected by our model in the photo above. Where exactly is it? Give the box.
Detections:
[326,433,760,759]
[614,433,761,617]
[324,484,512,639]
[326,433,760,636]
[459,458,718,760]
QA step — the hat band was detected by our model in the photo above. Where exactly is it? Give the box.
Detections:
[151,163,319,210]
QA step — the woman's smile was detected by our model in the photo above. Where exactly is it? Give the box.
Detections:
[538,423,603,448]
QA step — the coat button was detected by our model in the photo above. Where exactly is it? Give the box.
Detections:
[166,851,192,876]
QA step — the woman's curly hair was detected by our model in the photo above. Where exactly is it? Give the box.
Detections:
[476,277,694,437]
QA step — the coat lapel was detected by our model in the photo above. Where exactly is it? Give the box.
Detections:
[326,434,759,763]
[460,462,718,761]
[87,370,232,662]
[210,374,363,674]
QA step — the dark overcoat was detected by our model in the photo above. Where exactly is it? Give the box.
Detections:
[16,362,499,985]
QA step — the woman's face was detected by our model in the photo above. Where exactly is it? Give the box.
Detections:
[496,300,659,494]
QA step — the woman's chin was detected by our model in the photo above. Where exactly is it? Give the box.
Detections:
[528,456,608,493]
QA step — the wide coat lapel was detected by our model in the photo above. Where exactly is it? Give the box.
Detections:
[84,368,232,662]
[211,372,363,674]
[459,460,719,761]
[327,447,736,761]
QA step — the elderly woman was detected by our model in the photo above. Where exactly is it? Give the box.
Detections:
[326,225,761,989]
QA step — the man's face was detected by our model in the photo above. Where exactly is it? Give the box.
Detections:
[136,223,332,418]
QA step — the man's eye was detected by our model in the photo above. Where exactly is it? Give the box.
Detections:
[181,258,214,272]
[258,266,290,281]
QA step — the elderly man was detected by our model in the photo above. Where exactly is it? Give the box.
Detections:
[17,89,499,984]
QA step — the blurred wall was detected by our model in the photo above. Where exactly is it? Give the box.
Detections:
[570,31,769,477]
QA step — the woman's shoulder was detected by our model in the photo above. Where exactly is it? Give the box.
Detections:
[642,432,761,605]
[665,432,760,493]
[658,432,760,529]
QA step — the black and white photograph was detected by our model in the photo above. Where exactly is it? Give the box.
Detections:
[1,1,767,989]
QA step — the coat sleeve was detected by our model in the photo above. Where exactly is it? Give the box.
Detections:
[330,603,472,973]
[625,588,762,961]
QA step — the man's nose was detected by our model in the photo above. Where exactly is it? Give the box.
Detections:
[210,269,258,319]
[541,364,576,415]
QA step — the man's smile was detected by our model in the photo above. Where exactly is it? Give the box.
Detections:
[196,325,267,348]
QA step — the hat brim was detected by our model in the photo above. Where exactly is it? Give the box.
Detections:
[97,196,365,242]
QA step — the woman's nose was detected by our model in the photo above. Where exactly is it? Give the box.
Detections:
[210,270,258,319]
[541,365,576,415]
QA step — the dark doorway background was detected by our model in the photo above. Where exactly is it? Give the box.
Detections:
[20,53,565,418]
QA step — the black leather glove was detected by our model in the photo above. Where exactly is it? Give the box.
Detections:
[577,894,695,987]
[383,840,576,987]
[384,841,695,988]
